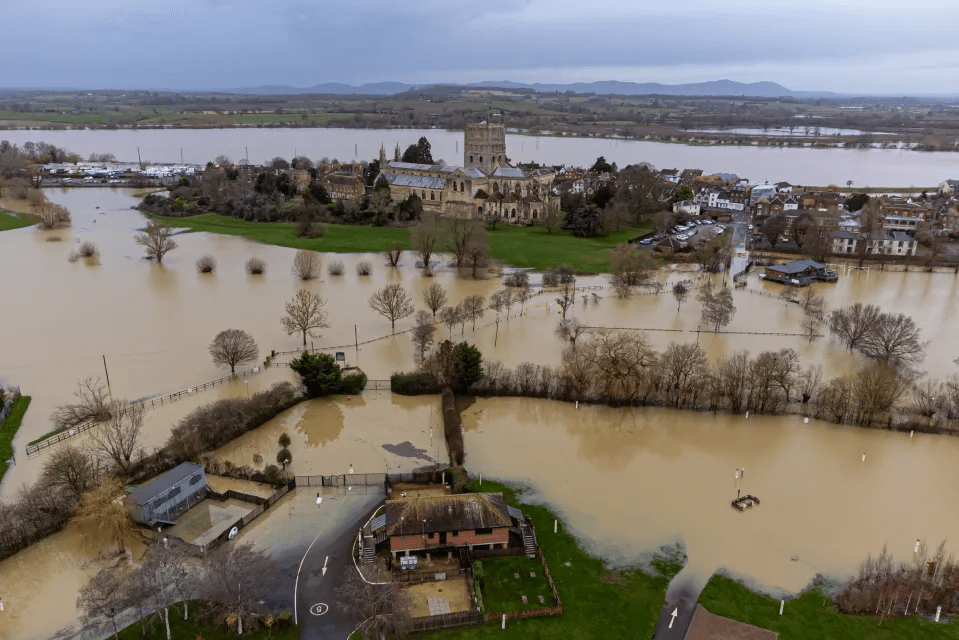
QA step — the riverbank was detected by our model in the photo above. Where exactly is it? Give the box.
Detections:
[0,210,37,232]
[0,396,30,483]
[151,213,649,273]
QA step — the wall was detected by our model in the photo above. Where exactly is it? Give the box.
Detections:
[390,527,509,553]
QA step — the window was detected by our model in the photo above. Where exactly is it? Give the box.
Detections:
[475,528,493,535]
[460,181,464,192]
[430,191,435,201]
[479,156,483,163]
[189,473,202,485]
[168,486,181,500]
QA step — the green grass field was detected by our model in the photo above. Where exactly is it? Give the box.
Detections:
[478,556,557,613]
[151,214,650,272]
[413,479,673,640]
[0,210,37,232]
[698,574,959,640]
[116,604,297,640]
[0,395,30,482]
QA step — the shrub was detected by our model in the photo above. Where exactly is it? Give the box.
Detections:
[356,261,372,276]
[292,250,321,280]
[77,241,98,258]
[263,464,283,486]
[327,260,344,276]
[390,372,441,396]
[340,372,367,395]
[246,257,266,274]
[289,351,342,397]
[504,271,530,288]
[196,255,216,273]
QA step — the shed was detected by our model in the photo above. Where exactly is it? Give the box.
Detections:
[126,462,206,526]
[385,492,513,556]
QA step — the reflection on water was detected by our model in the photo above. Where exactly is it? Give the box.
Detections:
[465,396,959,595]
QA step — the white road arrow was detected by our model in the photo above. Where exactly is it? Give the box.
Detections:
[322,556,329,576]
[669,607,678,629]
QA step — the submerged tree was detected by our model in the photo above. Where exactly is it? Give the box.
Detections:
[281,290,331,346]
[369,284,415,331]
[134,221,178,263]
[73,476,137,553]
[209,328,259,374]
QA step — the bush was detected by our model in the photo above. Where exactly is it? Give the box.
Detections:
[292,250,321,280]
[504,271,530,288]
[327,260,344,276]
[340,372,367,395]
[356,261,372,276]
[289,352,342,397]
[78,241,98,258]
[196,255,216,273]
[390,372,441,396]
[263,464,283,486]
[246,257,266,274]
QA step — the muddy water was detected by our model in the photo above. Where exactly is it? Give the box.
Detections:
[463,397,959,595]
[0,127,955,185]
[0,521,146,640]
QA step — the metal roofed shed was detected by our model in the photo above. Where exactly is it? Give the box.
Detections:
[126,462,206,527]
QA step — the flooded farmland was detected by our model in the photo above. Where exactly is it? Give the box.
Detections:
[2,187,959,637]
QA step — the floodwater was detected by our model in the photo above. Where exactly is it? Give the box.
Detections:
[0,126,955,186]
[2,187,959,636]
[463,397,959,596]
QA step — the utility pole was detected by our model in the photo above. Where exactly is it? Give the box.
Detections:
[137,147,142,169]
[245,147,249,164]
[102,355,112,396]
[354,325,359,365]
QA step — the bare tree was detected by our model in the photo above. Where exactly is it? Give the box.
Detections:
[462,294,486,330]
[542,205,561,234]
[195,255,216,273]
[209,328,259,374]
[438,305,461,337]
[41,445,95,498]
[200,542,275,635]
[369,284,415,331]
[281,290,330,346]
[338,568,411,640]
[134,221,178,263]
[465,226,491,278]
[798,365,823,404]
[501,288,515,317]
[778,284,798,305]
[659,342,710,408]
[516,284,531,314]
[411,311,436,361]
[555,281,576,321]
[802,312,824,340]
[77,569,126,640]
[411,214,440,268]
[609,244,656,298]
[86,400,145,473]
[699,286,736,331]
[448,218,482,267]
[489,289,509,317]
[556,318,589,348]
[853,362,910,425]
[35,202,71,229]
[422,282,448,318]
[672,281,690,313]
[356,260,373,276]
[860,312,928,368]
[828,303,882,351]
[51,377,112,427]
[912,378,944,426]
[385,242,402,267]
[73,476,137,553]
[291,249,321,280]
[246,257,266,274]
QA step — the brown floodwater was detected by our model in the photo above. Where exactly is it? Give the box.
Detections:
[2,187,959,636]
[463,396,959,595]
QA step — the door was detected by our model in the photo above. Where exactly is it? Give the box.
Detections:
[439,532,447,545]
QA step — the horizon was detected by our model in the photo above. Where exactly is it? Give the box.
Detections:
[5,0,959,94]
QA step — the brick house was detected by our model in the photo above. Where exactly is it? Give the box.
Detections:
[385,493,513,559]
[323,172,365,201]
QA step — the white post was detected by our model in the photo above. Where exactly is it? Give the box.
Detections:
[479,473,482,486]
[554,519,557,534]
[780,599,784,615]
[915,539,921,553]
[936,605,942,622]
[502,613,506,629]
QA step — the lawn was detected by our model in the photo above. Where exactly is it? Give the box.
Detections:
[151,214,650,273]
[477,556,556,613]
[0,395,30,483]
[0,210,37,232]
[698,574,959,640]
[413,479,674,640]
[116,605,298,640]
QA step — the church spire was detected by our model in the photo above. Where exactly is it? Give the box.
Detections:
[379,143,387,171]
[394,143,401,162]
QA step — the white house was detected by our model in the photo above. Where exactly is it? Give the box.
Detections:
[673,200,701,216]
[938,179,959,196]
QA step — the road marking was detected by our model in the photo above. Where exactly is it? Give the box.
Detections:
[669,607,678,629]
[310,603,329,616]
[293,497,340,625]
[322,555,329,576]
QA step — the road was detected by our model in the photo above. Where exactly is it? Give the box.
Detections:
[650,580,698,640]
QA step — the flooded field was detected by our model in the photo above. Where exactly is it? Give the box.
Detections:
[2,186,959,636]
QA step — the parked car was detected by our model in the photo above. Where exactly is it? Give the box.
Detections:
[640,238,653,245]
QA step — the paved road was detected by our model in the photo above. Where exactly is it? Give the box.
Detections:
[650,581,698,640]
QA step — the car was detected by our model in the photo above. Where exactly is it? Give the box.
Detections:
[640,238,653,245]
[677,234,688,240]
[748,224,754,230]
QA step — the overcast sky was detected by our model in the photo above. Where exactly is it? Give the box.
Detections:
[5,0,959,94]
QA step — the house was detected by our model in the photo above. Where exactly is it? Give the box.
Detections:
[748,184,777,208]
[866,230,917,256]
[126,462,206,527]
[673,200,701,216]
[938,179,959,196]
[763,259,836,285]
[694,188,733,209]
[659,168,681,184]
[323,172,365,201]
[775,181,794,194]
[384,492,514,559]
[829,230,859,254]
[684,604,778,640]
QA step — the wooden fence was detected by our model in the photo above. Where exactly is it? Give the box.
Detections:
[295,473,386,488]
[25,366,262,458]
[409,610,483,632]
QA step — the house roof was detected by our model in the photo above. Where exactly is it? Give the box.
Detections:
[492,166,526,178]
[830,230,858,240]
[385,492,512,536]
[383,173,447,189]
[684,605,778,640]
[766,259,827,274]
[127,462,204,505]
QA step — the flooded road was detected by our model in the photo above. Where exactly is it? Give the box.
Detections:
[463,397,959,596]
[2,187,959,637]
[0,126,956,185]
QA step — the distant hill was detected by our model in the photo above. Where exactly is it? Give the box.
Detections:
[222,79,840,98]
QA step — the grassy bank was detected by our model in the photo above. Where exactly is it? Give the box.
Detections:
[0,396,30,482]
[0,210,36,232]
[699,574,959,640]
[151,213,649,272]
[413,479,675,640]
[116,603,297,640]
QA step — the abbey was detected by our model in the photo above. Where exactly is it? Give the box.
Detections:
[379,117,559,221]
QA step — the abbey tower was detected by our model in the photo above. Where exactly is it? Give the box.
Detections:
[464,118,506,175]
